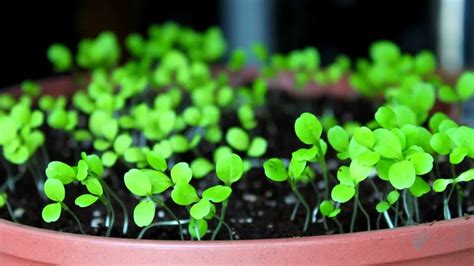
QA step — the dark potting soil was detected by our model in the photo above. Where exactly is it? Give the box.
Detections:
[1,89,472,240]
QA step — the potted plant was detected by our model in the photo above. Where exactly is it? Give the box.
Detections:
[0,23,473,264]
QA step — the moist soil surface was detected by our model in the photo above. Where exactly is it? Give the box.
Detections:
[1,89,472,240]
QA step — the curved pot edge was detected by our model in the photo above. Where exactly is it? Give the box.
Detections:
[1,216,473,264]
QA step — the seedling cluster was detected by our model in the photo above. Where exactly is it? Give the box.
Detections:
[0,23,473,240]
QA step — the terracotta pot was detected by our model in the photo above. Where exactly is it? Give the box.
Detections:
[1,217,473,264]
[1,76,472,264]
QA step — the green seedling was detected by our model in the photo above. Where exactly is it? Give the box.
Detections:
[47,43,73,72]
[225,127,268,158]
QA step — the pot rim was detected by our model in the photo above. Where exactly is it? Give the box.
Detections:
[1,216,471,245]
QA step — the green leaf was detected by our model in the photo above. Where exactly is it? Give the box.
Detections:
[373,128,402,159]
[170,135,189,153]
[124,147,146,163]
[354,127,375,148]
[143,170,173,194]
[450,146,468,164]
[355,151,380,166]
[225,127,250,151]
[328,208,341,218]
[349,160,372,183]
[183,107,202,126]
[0,117,17,145]
[113,134,132,154]
[388,160,416,189]
[47,43,72,71]
[85,178,103,196]
[216,153,244,185]
[133,200,155,227]
[294,112,322,145]
[456,71,474,101]
[42,203,62,223]
[147,151,167,171]
[430,132,452,155]
[319,200,335,216]
[102,151,118,167]
[386,190,400,205]
[44,178,65,202]
[202,185,232,203]
[409,177,431,197]
[392,106,417,126]
[75,194,99,208]
[171,183,199,205]
[432,179,454,192]
[190,199,211,220]
[247,137,268,157]
[124,169,152,196]
[370,40,400,64]
[188,219,208,239]
[288,157,306,179]
[376,202,390,213]
[331,184,355,203]
[407,152,433,175]
[375,106,397,129]
[76,160,89,181]
[191,158,214,179]
[438,85,458,103]
[293,148,318,165]
[336,166,353,186]
[82,153,104,177]
[455,169,474,183]
[263,158,288,182]
[328,126,349,152]
[170,162,193,184]
[429,112,449,132]
[45,161,76,184]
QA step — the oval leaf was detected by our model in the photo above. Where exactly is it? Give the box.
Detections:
[133,200,156,227]
[388,160,416,189]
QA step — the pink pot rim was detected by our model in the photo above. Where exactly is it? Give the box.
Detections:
[1,216,473,264]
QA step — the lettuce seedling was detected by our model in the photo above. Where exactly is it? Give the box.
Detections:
[433,169,474,219]
[42,177,85,234]
[225,127,268,158]
[228,48,247,71]
[47,43,73,72]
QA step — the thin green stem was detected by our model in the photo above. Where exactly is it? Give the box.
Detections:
[137,220,190,239]
[334,217,344,233]
[316,146,329,199]
[212,200,228,240]
[161,203,184,240]
[444,184,456,219]
[101,196,115,237]
[290,200,300,221]
[456,185,463,217]
[383,211,394,229]
[376,213,382,230]
[290,183,310,232]
[102,181,129,235]
[402,190,415,225]
[413,197,420,223]
[62,204,86,235]
[26,163,46,201]
[309,179,328,231]
[350,197,358,233]
[394,201,400,226]
[355,192,371,231]
[5,200,18,223]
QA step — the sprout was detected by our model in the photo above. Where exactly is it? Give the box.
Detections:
[47,44,73,72]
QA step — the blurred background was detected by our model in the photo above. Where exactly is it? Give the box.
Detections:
[0,0,473,87]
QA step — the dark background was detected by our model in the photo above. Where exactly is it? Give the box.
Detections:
[0,0,470,88]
